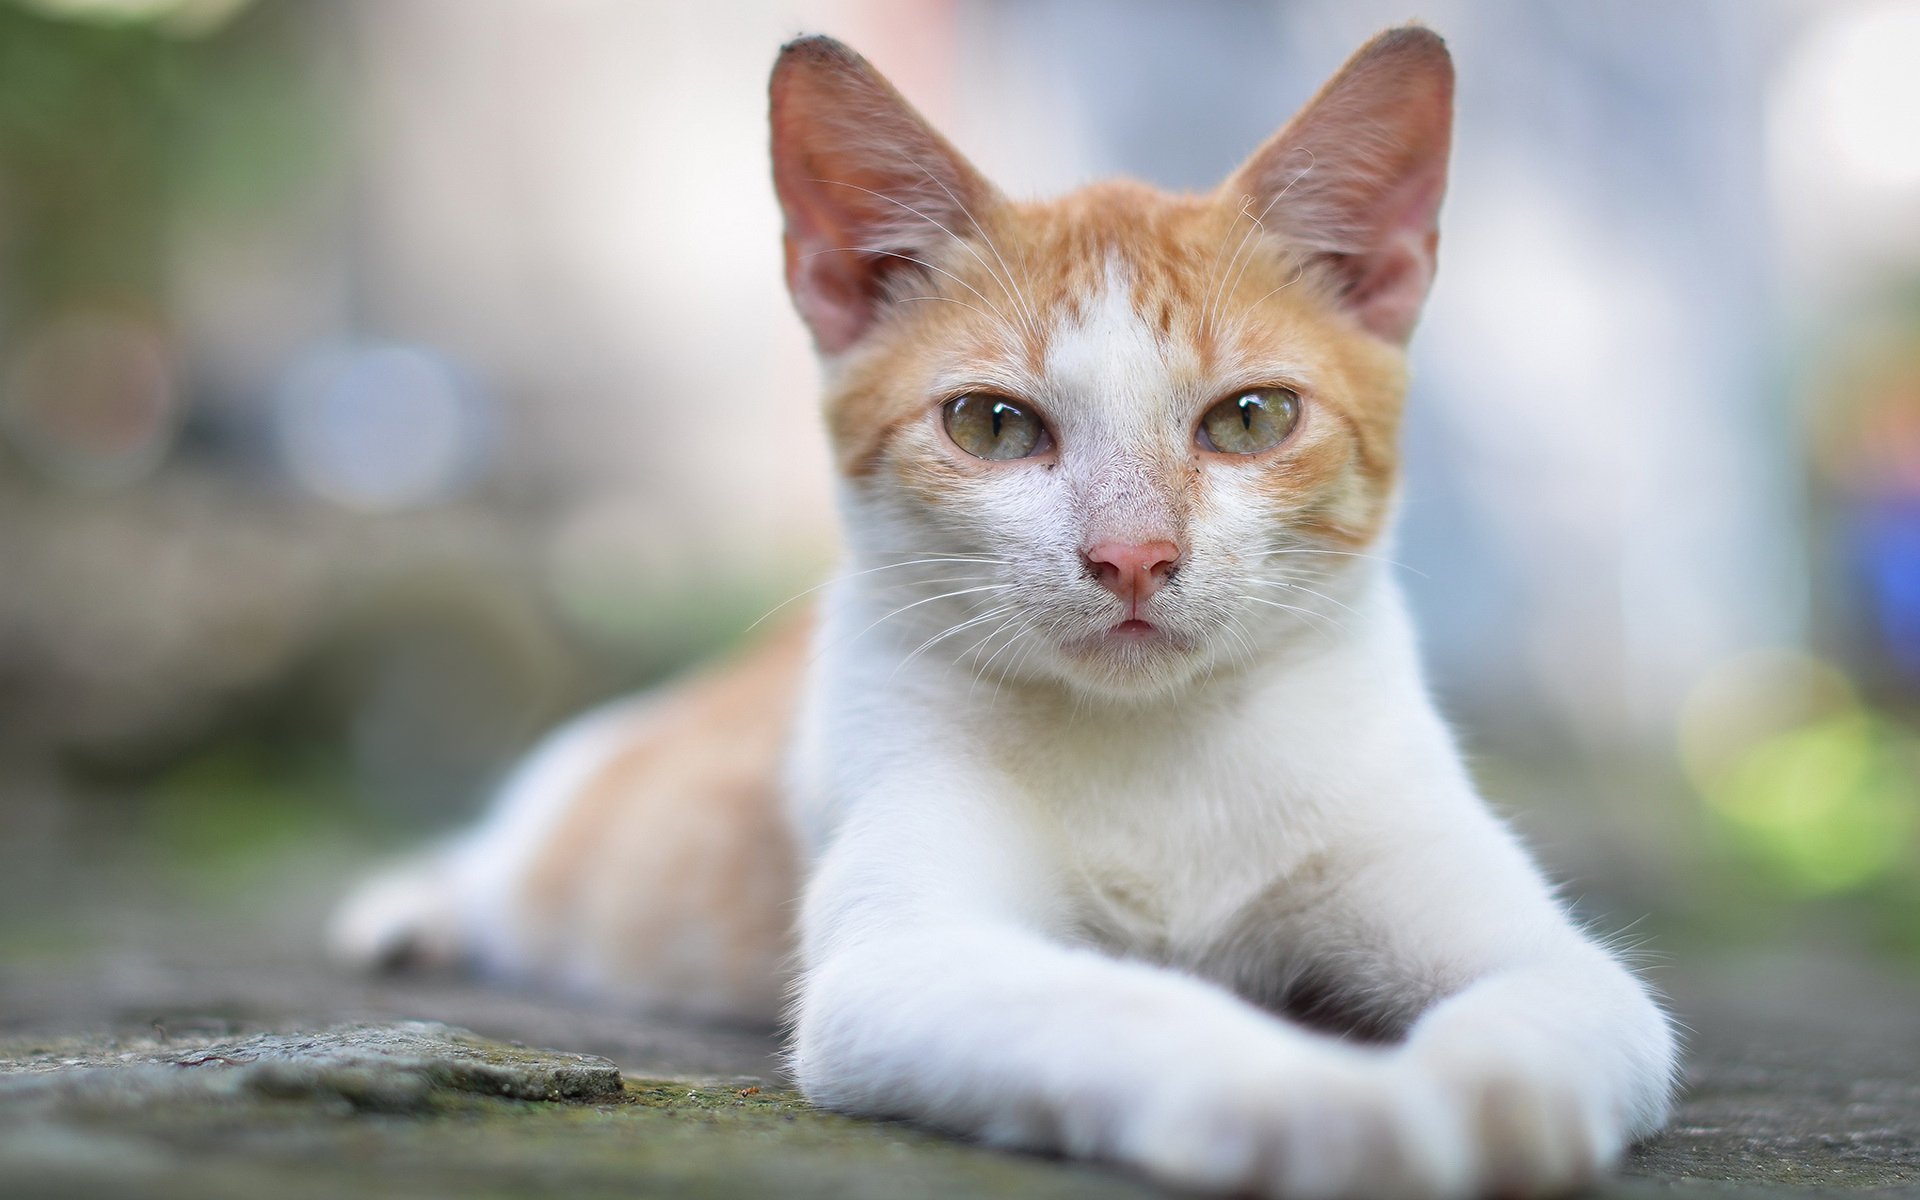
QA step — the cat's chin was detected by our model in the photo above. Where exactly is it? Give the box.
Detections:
[1046,622,1211,696]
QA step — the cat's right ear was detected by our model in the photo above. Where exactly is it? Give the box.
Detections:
[770,37,997,355]
[1224,26,1453,345]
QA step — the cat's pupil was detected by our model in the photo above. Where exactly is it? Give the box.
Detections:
[942,394,1045,460]
[1198,386,1296,455]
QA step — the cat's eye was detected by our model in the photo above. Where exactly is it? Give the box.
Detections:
[942,394,1048,461]
[1198,387,1300,455]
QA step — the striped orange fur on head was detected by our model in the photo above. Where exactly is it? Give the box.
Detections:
[771,29,1452,695]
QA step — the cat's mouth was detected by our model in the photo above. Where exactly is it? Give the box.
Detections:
[1061,617,1191,658]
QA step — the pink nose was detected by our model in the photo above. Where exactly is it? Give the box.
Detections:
[1083,539,1183,608]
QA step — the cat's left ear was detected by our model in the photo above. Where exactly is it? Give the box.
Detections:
[1224,26,1453,344]
[770,36,999,355]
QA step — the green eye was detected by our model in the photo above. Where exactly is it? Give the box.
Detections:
[1199,387,1300,455]
[942,394,1047,460]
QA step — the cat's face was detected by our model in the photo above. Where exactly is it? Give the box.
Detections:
[772,32,1451,698]
[822,189,1411,697]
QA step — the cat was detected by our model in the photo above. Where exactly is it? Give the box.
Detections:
[330,26,1678,1199]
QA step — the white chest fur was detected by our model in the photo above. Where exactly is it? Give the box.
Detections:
[791,568,1457,974]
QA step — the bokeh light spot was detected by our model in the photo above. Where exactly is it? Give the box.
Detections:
[1705,711,1919,894]
[273,343,492,512]
[1678,648,1858,795]
[0,309,180,489]
[15,0,254,36]
[1771,0,1920,196]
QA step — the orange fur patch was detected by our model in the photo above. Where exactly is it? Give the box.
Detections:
[513,618,809,1022]
[477,28,1448,1024]
[824,179,1409,549]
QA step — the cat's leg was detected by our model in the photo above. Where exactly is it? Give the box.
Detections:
[330,621,807,1020]
[1280,802,1678,1197]
[326,836,471,971]
[327,695,658,973]
[793,791,1474,1200]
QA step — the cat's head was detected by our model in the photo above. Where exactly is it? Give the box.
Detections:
[770,28,1451,699]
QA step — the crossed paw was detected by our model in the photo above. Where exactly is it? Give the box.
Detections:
[1094,1051,1616,1199]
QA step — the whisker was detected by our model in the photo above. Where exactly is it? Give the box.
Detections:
[1278,583,1362,621]
[1242,594,1345,642]
[895,295,1003,324]
[1246,561,1341,581]
[970,613,1034,706]
[1230,261,1307,330]
[1213,151,1314,339]
[1220,613,1260,670]
[910,161,1045,341]
[1251,573,1342,595]
[1205,195,1276,343]
[1254,543,1428,579]
[859,554,1011,568]
[808,176,1037,341]
[1248,577,1362,619]
[991,618,1048,715]
[958,615,1020,705]
[996,610,1056,710]
[815,583,1014,664]
[1202,614,1246,685]
[746,556,1011,632]
[1199,194,1258,345]
[885,574,1001,588]
[801,242,1017,334]
[958,612,1022,670]
[1203,173,1296,345]
[889,603,1018,681]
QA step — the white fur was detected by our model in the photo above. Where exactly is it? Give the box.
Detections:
[336,250,1677,1197]
[327,694,656,978]
[782,259,1676,1197]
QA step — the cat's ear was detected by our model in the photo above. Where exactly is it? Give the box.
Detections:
[770,37,998,354]
[1224,26,1453,344]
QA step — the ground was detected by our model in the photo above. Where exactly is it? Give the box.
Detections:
[2,784,1917,1198]
[5,932,1918,1196]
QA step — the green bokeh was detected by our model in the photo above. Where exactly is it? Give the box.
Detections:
[1706,710,1920,894]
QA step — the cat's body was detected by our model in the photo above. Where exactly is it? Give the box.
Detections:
[331,28,1677,1198]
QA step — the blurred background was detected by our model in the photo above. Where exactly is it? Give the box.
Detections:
[1,0,1916,984]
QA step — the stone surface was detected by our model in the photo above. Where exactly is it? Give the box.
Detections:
[2,954,1917,1199]
[0,1020,622,1113]
[1611,950,1920,1196]
[0,1020,1162,1200]
[3,826,1917,1198]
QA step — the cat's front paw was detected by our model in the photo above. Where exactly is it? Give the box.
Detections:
[1411,1051,1623,1197]
[1110,1052,1472,1200]
[326,851,466,972]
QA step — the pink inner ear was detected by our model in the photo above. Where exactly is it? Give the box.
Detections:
[782,201,876,356]
[772,133,874,355]
[1222,28,1453,345]
[1347,232,1435,344]
[1344,168,1447,343]
[769,37,997,356]
[774,128,893,355]
[788,256,871,357]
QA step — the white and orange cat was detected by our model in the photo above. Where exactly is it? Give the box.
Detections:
[331,27,1676,1198]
